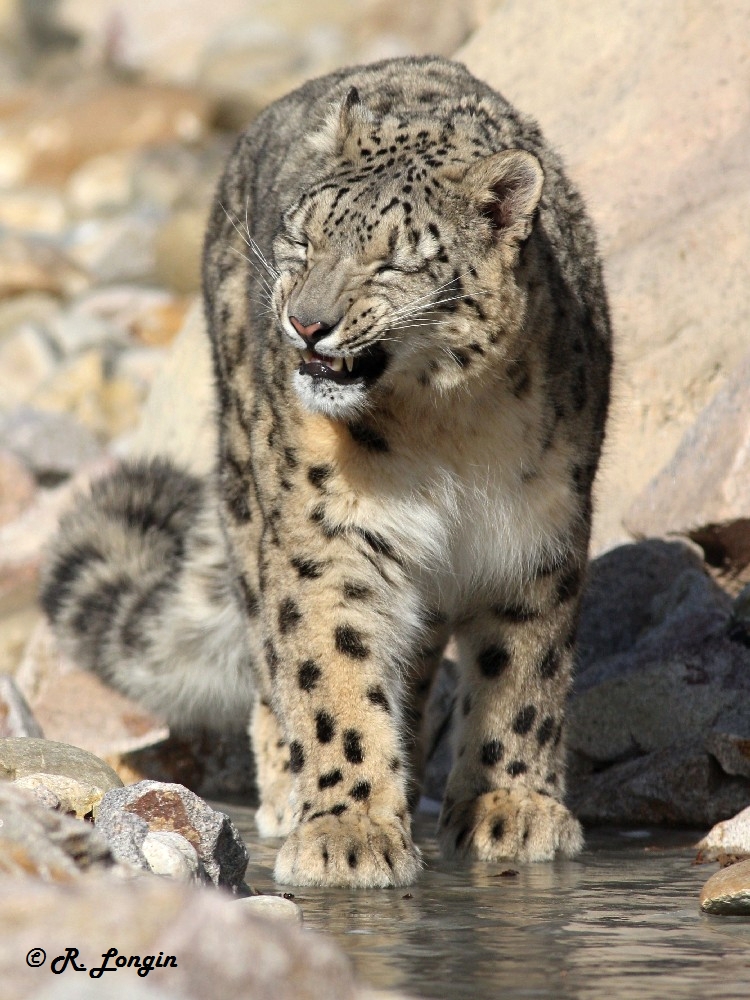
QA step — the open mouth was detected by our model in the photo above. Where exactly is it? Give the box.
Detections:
[297,345,388,385]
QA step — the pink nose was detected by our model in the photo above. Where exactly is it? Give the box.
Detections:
[290,316,326,342]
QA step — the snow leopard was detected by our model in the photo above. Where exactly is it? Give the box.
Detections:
[42,56,612,887]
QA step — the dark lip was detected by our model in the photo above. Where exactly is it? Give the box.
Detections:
[298,345,388,386]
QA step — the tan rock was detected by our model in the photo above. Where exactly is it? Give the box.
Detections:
[0,674,43,738]
[0,737,123,791]
[459,0,750,552]
[236,894,303,925]
[122,300,216,476]
[0,448,36,526]
[0,188,67,236]
[0,604,42,675]
[626,349,750,535]
[0,782,115,882]
[0,291,60,338]
[2,82,214,187]
[0,874,407,999]
[16,620,169,760]
[0,232,87,300]
[14,772,103,819]
[0,324,60,407]
[700,859,750,915]
[153,206,207,293]
[697,805,750,861]
[66,150,136,216]
[625,350,750,589]
[30,349,145,440]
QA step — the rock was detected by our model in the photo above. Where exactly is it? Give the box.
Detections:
[458,1,750,552]
[0,737,123,792]
[0,782,114,880]
[0,232,87,300]
[0,875,398,1000]
[562,540,750,825]
[0,604,42,675]
[68,284,188,346]
[0,475,108,620]
[0,674,43,737]
[705,732,750,781]
[16,619,169,761]
[142,831,201,882]
[112,728,256,802]
[0,187,67,236]
[697,806,750,861]
[626,351,750,544]
[121,300,216,476]
[0,291,60,338]
[0,324,60,408]
[97,781,248,890]
[30,349,144,441]
[421,655,458,802]
[66,210,162,284]
[14,773,103,819]
[568,739,750,828]
[153,206,206,293]
[0,82,214,187]
[236,894,303,925]
[45,307,123,356]
[95,807,150,871]
[0,448,36,526]
[0,407,102,484]
[700,859,750,915]
[66,150,136,216]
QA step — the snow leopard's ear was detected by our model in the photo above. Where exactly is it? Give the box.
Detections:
[308,86,375,157]
[462,149,543,243]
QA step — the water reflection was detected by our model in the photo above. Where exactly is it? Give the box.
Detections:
[226,805,750,1000]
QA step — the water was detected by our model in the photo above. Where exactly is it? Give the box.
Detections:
[227,805,750,1000]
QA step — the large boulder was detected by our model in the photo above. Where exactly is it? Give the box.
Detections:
[626,350,750,591]
[567,540,750,826]
[459,0,750,552]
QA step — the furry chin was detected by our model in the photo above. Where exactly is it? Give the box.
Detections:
[292,370,370,419]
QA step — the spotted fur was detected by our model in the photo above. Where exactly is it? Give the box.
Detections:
[42,56,611,888]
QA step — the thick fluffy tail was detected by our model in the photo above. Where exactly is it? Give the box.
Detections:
[41,458,255,729]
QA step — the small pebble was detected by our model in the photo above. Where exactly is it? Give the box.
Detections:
[142,830,200,881]
[235,894,303,925]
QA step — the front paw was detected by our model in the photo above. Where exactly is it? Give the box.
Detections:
[439,789,583,862]
[273,811,421,887]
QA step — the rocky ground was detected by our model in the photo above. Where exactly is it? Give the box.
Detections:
[1,0,750,995]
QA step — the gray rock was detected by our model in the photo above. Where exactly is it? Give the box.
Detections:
[700,859,750,915]
[568,740,750,828]
[0,674,43,737]
[697,806,750,860]
[0,782,114,880]
[705,731,750,780]
[0,407,102,483]
[565,540,750,825]
[0,737,123,790]
[95,807,150,870]
[97,780,248,890]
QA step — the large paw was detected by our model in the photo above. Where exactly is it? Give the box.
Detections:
[439,789,583,863]
[273,811,421,887]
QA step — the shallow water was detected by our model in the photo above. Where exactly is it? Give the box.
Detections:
[227,804,750,1000]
